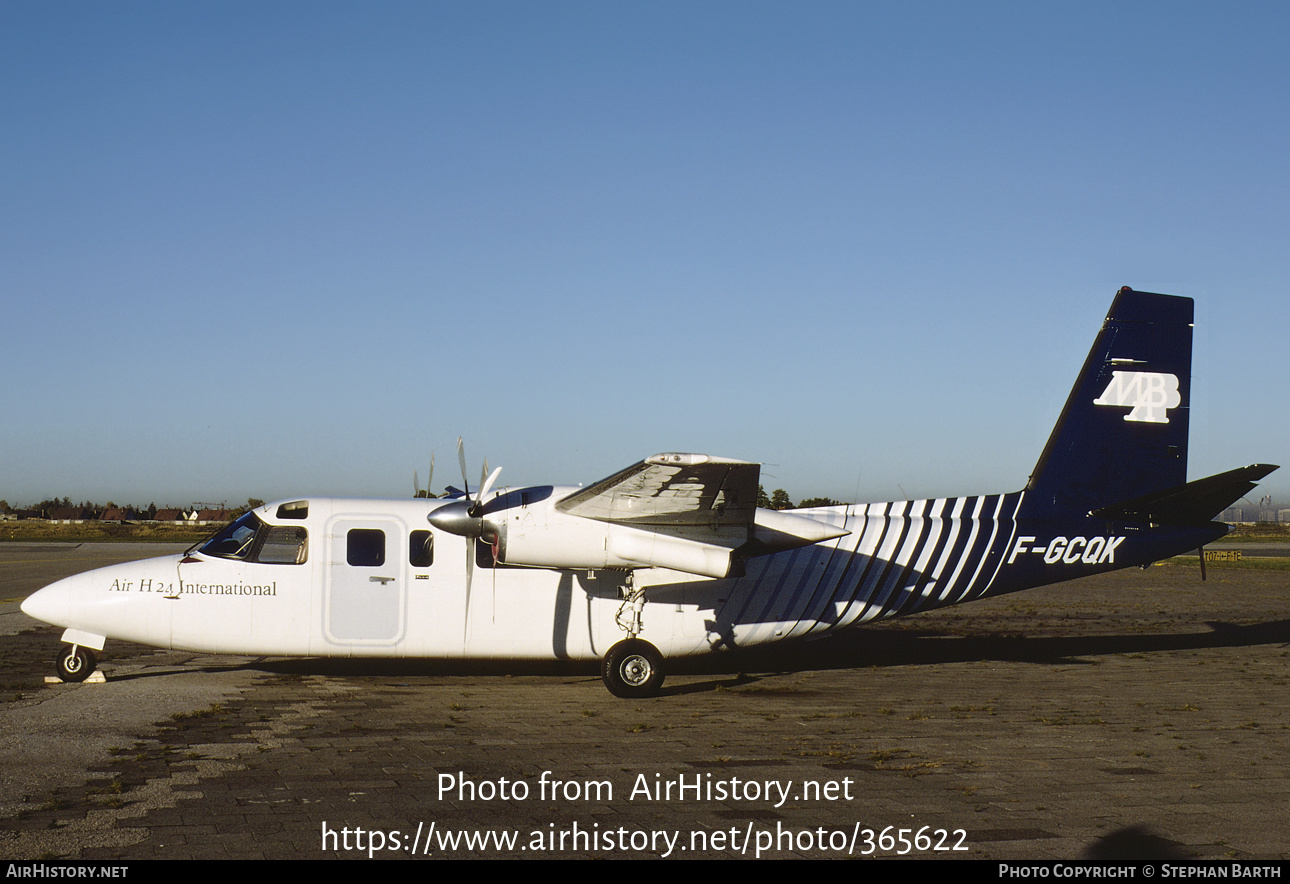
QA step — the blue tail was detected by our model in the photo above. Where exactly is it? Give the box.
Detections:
[982,286,1277,596]
[720,288,1276,633]
[1024,287,1194,518]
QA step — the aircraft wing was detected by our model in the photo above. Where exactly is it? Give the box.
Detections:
[556,453,760,528]
[465,453,848,580]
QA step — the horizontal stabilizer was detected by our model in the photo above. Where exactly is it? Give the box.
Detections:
[1090,463,1279,526]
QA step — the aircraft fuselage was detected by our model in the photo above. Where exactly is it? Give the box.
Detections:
[22,492,1225,665]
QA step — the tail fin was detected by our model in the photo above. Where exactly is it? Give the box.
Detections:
[1025,287,1192,517]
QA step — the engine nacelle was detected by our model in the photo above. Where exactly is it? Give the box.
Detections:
[497,509,744,578]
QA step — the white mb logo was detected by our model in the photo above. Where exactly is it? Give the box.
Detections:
[1093,371,1181,423]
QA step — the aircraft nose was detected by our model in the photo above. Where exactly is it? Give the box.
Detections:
[21,579,72,627]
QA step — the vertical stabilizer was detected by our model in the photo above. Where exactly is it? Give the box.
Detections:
[1024,288,1192,517]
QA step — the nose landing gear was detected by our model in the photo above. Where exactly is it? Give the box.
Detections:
[56,644,97,683]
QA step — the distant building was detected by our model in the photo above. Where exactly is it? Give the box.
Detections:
[99,508,136,522]
[50,507,91,523]
[1220,504,1289,524]
[194,509,232,524]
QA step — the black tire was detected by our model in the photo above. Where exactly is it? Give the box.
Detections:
[601,639,664,698]
[56,645,96,683]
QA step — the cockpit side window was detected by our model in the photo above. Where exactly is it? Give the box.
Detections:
[199,513,308,565]
[199,513,261,559]
[258,526,309,564]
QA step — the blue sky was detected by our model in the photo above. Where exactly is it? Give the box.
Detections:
[3,1,1287,508]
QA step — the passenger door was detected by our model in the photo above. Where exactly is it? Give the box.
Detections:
[324,516,407,646]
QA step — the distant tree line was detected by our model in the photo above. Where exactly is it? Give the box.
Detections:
[0,497,266,520]
[0,498,168,519]
[757,486,842,510]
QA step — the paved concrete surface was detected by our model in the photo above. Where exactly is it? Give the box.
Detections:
[1,544,1287,860]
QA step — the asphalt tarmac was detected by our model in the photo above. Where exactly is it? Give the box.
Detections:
[1,542,1287,860]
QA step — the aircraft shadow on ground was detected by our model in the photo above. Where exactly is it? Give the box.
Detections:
[230,617,1290,694]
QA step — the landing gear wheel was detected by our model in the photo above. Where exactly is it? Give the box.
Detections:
[601,639,664,698]
[56,645,96,683]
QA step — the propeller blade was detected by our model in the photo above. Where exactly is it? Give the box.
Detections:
[462,534,475,641]
[413,469,420,498]
[427,452,435,499]
[479,466,502,504]
[443,437,503,515]
[457,437,469,497]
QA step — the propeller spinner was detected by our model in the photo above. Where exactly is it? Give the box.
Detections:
[427,438,502,537]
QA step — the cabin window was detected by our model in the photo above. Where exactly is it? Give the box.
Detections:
[409,530,433,568]
[347,529,386,567]
[276,501,308,520]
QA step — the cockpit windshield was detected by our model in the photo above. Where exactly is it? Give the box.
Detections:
[198,512,308,564]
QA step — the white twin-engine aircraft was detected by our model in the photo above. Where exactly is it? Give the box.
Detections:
[22,289,1277,697]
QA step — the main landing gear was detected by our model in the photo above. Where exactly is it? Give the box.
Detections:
[56,644,97,683]
[601,572,665,698]
[602,639,664,698]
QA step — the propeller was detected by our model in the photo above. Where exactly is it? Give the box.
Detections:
[432,438,503,528]
[413,453,436,499]
[428,438,504,638]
